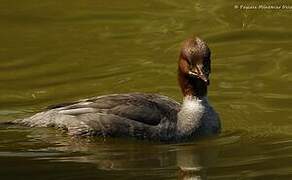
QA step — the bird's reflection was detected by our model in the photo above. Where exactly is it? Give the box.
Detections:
[47,136,219,180]
[2,126,220,180]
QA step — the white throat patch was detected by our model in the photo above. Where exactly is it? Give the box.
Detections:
[177,96,206,136]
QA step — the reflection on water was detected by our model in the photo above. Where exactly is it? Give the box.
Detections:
[1,125,292,179]
[0,125,221,179]
[0,0,292,179]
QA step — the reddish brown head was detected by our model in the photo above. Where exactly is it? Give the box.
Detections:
[178,37,211,97]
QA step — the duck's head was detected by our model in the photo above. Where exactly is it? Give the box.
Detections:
[178,36,211,97]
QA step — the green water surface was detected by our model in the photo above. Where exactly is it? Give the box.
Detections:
[0,0,292,179]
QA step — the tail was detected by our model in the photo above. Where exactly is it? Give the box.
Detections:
[0,120,18,128]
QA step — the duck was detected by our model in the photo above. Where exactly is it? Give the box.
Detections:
[14,36,220,141]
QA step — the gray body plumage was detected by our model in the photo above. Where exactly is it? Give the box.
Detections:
[15,93,220,141]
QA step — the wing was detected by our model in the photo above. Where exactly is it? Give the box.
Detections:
[16,93,180,135]
[50,93,180,125]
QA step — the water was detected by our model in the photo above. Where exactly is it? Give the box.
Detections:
[0,0,292,179]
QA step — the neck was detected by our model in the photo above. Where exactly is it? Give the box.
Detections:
[177,95,207,137]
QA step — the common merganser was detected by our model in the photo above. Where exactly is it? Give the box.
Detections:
[14,37,220,141]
